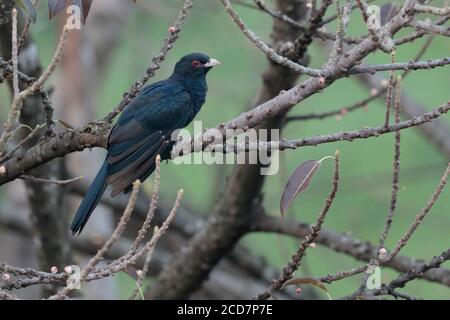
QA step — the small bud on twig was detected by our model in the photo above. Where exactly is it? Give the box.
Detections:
[379,247,387,259]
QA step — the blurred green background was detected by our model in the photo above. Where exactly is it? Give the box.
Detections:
[1,0,448,299]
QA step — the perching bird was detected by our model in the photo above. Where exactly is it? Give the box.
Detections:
[70,53,220,235]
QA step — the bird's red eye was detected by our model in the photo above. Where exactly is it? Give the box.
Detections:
[192,60,202,67]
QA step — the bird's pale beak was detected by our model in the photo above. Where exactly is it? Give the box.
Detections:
[204,58,221,68]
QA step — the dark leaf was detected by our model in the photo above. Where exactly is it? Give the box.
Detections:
[123,265,138,281]
[72,0,93,24]
[283,277,331,299]
[280,160,320,216]
[80,0,93,24]
[48,0,93,25]
[15,0,37,23]
[48,0,67,20]
[56,119,75,130]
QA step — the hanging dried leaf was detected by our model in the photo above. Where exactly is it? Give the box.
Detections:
[48,0,67,20]
[123,265,139,281]
[48,0,94,24]
[15,0,37,23]
[56,119,75,130]
[73,0,93,24]
[280,160,320,216]
[81,0,93,24]
[380,3,400,26]
[283,277,331,299]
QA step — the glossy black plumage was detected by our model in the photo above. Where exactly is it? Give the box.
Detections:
[71,53,219,235]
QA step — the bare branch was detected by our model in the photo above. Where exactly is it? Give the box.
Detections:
[409,20,450,37]
[253,214,450,286]
[103,0,194,122]
[221,0,324,77]
[0,9,20,154]
[379,76,402,248]
[414,4,450,16]
[387,162,450,260]
[255,152,340,300]
[19,175,83,185]
[218,102,450,154]
[48,180,141,300]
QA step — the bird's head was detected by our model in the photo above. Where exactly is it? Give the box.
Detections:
[172,53,220,79]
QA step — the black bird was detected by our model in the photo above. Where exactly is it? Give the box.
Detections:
[71,53,220,235]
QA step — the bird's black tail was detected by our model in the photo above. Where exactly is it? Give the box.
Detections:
[71,162,108,235]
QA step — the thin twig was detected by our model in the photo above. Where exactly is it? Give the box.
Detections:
[128,155,162,300]
[48,180,141,300]
[395,13,450,45]
[86,190,183,284]
[0,26,68,152]
[413,4,450,16]
[19,175,83,185]
[129,233,156,300]
[217,102,450,154]
[379,76,402,248]
[0,124,44,164]
[409,20,450,37]
[0,9,21,155]
[387,248,450,290]
[256,151,340,300]
[319,265,367,284]
[221,0,324,77]
[387,163,450,260]
[287,36,436,123]
[383,51,396,127]
[131,156,161,253]
[103,0,194,122]
[253,0,364,44]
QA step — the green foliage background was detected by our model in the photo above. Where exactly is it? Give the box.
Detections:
[1,0,448,299]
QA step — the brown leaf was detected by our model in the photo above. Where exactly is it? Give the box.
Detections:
[280,160,320,216]
[283,277,330,298]
[123,266,138,281]
[15,0,37,23]
[79,0,93,24]
[48,0,93,24]
[48,0,67,20]
[380,3,400,26]
[56,119,75,129]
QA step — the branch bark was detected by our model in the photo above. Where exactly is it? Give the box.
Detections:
[357,73,450,159]
[147,0,314,300]
[0,2,71,296]
[253,214,450,286]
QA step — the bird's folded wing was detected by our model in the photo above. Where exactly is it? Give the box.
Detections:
[105,84,193,196]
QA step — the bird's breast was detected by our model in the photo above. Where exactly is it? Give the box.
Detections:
[188,81,208,113]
